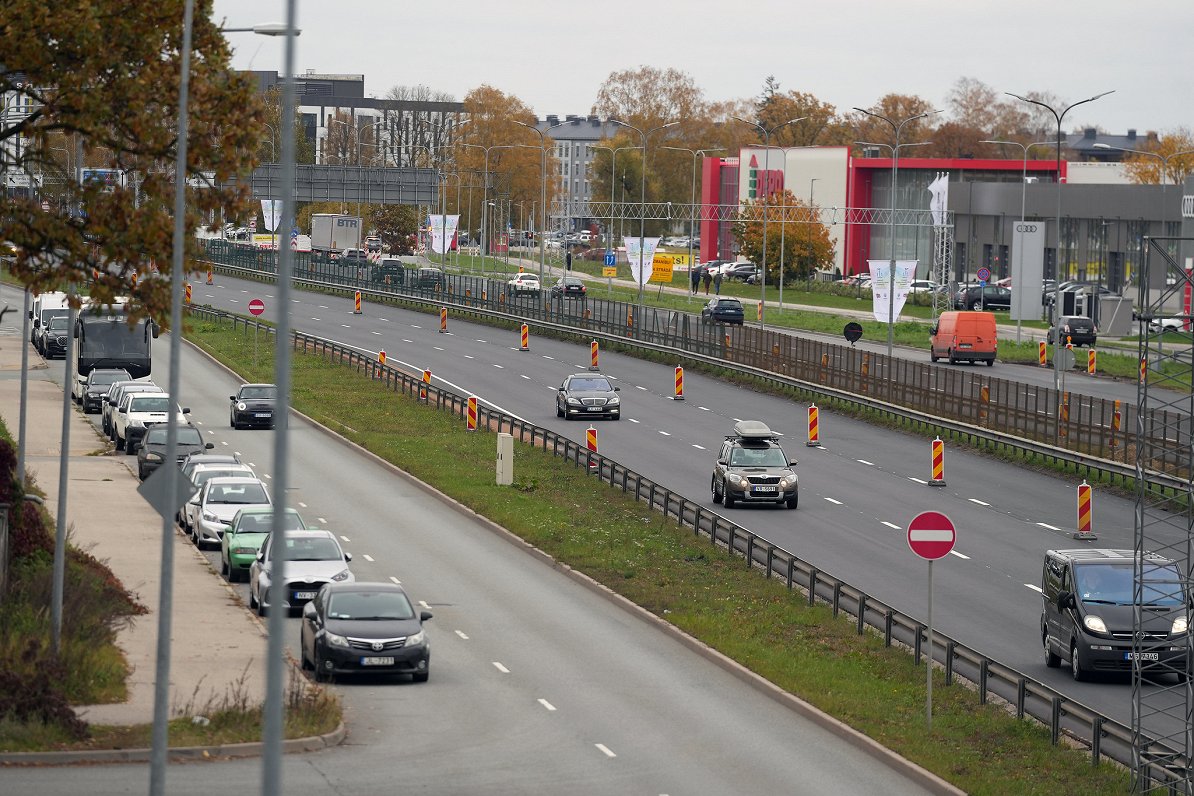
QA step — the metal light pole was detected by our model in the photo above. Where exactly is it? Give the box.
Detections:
[355,119,383,221]
[731,117,808,330]
[610,120,679,331]
[1093,141,1194,203]
[1007,90,1114,392]
[664,145,724,300]
[854,108,940,357]
[981,139,1054,342]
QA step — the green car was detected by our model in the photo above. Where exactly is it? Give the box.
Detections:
[220,507,306,582]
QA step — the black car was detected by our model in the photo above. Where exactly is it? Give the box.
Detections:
[40,314,72,358]
[556,373,621,420]
[137,424,214,480]
[372,258,405,286]
[953,285,1011,311]
[700,297,745,325]
[230,383,277,429]
[1047,315,1098,347]
[301,581,432,682]
[340,248,369,266]
[725,262,759,282]
[551,276,587,298]
[82,368,132,414]
[414,267,445,289]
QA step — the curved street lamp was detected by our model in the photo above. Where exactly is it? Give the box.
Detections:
[663,145,724,299]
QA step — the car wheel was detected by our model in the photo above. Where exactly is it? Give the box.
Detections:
[930,351,939,363]
[126,441,137,456]
[138,467,147,481]
[313,651,327,682]
[115,433,125,451]
[300,644,312,671]
[1044,628,1061,668]
[985,358,995,367]
[230,412,239,430]
[970,301,982,311]
[724,491,736,509]
[412,671,429,683]
[257,596,267,617]
[711,477,723,505]
[947,350,957,365]
[786,493,799,510]
[1070,641,1086,681]
[249,586,258,610]
[556,402,564,418]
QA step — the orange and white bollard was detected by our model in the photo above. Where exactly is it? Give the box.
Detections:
[806,404,820,447]
[724,333,731,350]
[206,268,214,285]
[519,323,529,351]
[439,306,448,333]
[589,340,599,371]
[184,282,192,304]
[1140,356,1147,384]
[1059,392,1070,437]
[378,349,387,366]
[420,369,431,401]
[354,290,363,315]
[979,384,990,422]
[466,396,478,432]
[674,366,685,401]
[586,425,598,468]
[929,437,946,487]
[1109,399,1122,449]
[1087,348,1096,375]
[1038,341,1047,367]
[627,308,634,330]
[1073,480,1098,541]
[757,301,763,322]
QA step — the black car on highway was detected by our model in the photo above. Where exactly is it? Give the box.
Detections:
[137,424,214,480]
[414,267,445,290]
[551,276,587,299]
[40,314,72,358]
[82,368,132,414]
[953,284,1011,311]
[1047,315,1098,347]
[700,297,745,325]
[230,383,277,429]
[301,581,432,682]
[556,373,621,420]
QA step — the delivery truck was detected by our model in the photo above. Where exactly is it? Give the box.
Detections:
[310,214,363,261]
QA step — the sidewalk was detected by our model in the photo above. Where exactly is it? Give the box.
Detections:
[0,333,269,726]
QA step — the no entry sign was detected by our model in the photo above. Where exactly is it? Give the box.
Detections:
[248,299,266,316]
[907,511,955,560]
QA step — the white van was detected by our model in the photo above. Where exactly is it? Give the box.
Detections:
[30,292,69,348]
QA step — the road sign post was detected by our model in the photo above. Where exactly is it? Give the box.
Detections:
[907,510,956,730]
[249,299,265,368]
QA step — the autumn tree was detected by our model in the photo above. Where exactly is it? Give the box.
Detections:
[369,204,421,255]
[850,93,939,154]
[0,0,265,323]
[754,77,853,147]
[259,86,315,166]
[732,192,835,282]
[1116,129,1194,185]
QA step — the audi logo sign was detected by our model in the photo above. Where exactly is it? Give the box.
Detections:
[1014,223,1040,233]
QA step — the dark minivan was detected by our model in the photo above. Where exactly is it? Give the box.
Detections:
[1042,548,1190,682]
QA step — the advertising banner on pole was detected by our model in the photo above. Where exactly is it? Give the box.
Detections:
[428,214,460,254]
[868,259,917,323]
[624,236,661,287]
[260,199,283,233]
[1010,223,1045,321]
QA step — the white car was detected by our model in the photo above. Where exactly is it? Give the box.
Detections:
[193,476,271,548]
[113,392,191,454]
[181,463,256,537]
[249,529,354,616]
[1149,317,1186,333]
[908,280,938,294]
[507,273,542,294]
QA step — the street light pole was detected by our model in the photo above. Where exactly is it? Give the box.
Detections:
[664,145,724,301]
[731,117,808,330]
[458,142,492,273]
[854,108,941,358]
[355,119,383,221]
[1007,90,1114,392]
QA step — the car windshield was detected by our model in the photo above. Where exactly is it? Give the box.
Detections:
[234,512,304,532]
[1075,563,1185,606]
[717,300,742,309]
[239,386,276,400]
[193,467,250,486]
[208,483,269,504]
[48,316,70,330]
[275,536,342,561]
[90,372,129,386]
[568,378,613,391]
[130,396,173,413]
[730,447,789,467]
[145,426,204,446]
[326,591,414,620]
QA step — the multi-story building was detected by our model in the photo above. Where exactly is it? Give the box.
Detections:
[534,114,619,233]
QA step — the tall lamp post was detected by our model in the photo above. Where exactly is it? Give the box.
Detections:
[354,119,383,221]
[981,139,1054,342]
[1007,89,1114,392]
[610,120,679,329]
[458,142,493,273]
[663,145,724,300]
[730,117,807,329]
[513,120,572,287]
[854,107,940,357]
[592,143,642,251]
[1093,141,1194,205]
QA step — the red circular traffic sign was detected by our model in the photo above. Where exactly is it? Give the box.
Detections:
[907,511,955,560]
[248,299,266,316]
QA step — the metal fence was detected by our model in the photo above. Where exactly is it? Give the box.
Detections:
[187,302,1186,785]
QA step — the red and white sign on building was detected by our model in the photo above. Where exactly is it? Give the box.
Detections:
[248,298,265,317]
[907,511,956,560]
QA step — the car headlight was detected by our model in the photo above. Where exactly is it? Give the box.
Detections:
[202,511,218,523]
[233,547,256,555]
[237,402,247,411]
[780,475,797,489]
[405,629,425,647]
[566,397,582,405]
[1173,616,1188,635]
[145,452,163,461]
[128,419,145,428]
[324,631,350,649]
[331,569,351,582]
[1084,615,1108,634]
[607,395,620,405]
[726,473,745,486]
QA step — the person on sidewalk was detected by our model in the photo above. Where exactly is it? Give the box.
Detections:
[703,269,712,295]
[690,266,701,295]
[714,270,723,295]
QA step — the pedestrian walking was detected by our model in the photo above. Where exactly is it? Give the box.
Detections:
[690,266,702,294]
[702,269,712,295]
[714,270,723,295]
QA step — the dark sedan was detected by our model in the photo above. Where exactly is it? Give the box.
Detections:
[301,582,432,682]
[82,368,132,414]
[230,383,277,429]
[137,424,214,480]
[1047,315,1098,347]
[556,374,621,420]
[700,297,745,325]
[551,276,587,298]
[953,285,1011,311]
[725,262,759,282]
[41,315,72,358]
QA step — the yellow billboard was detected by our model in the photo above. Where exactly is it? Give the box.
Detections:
[650,254,674,283]
[602,266,618,278]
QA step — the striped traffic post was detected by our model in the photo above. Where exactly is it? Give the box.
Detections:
[807,404,820,447]
[586,425,598,468]
[520,323,529,351]
[466,396,478,432]
[1109,399,1122,449]
[674,366,685,400]
[354,290,362,315]
[627,308,634,331]
[378,349,386,366]
[439,306,448,333]
[1038,341,1047,367]
[724,333,731,350]
[420,369,431,402]
[1059,392,1070,438]
[1087,348,1096,375]
[589,340,599,371]
[1140,356,1147,384]
[929,437,946,487]
[1073,481,1098,541]
[184,282,191,304]
[979,384,990,422]
[206,267,213,285]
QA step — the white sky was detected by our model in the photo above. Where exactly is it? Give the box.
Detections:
[211,0,1193,135]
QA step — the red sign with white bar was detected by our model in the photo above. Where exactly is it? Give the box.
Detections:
[907,511,956,560]
[248,299,265,316]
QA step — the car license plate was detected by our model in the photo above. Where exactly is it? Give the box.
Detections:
[1125,652,1160,661]
[360,656,395,666]
[958,343,972,349]
[256,413,271,418]
[292,590,317,600]
[752,486,777,493]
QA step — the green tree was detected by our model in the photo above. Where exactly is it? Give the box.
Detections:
[369,204,420,255]
[0,0,265,323]
[732,192,835,282]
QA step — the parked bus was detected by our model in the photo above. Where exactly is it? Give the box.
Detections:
[70,300,158,401]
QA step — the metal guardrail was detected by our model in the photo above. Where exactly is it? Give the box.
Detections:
[187,303,1187,784]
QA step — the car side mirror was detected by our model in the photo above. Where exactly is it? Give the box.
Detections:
[613,386,621,392]
[117,407,126,414]
[717,459,728,466]
[1057,591,1074,611]
[204,442,215,450]
[229,396,236,401]
[256,551,266,562]
[151,322,160,339]
[344,552,353,562]
[419,610,433,622]
[929,325,938,336]
[302,602,317,619]
[557,387,565,393]
[182,407,191,414]
[789,460,798,467]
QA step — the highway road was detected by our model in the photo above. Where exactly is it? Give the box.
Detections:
[2,282,934,795]
[180,272,1189,736]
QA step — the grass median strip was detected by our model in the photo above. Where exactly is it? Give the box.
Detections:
[186,314,1131,795]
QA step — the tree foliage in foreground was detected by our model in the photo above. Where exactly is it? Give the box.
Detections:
[0,0,265,324]
[733,192,836,281]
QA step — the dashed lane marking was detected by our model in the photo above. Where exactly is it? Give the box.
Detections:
[1037,522,1062,531]
[595,744,616,758]
[858,459,875,466]
[455,630,469,640]
[692,444,705,450]
[538,699,557,712]
[493,662,509,673]
[908,476,928,485]
[968,498,990,506]
[824,497,843,505]
[881,521,901,529]
[949,550,970,560]
[1025,583,1043,593]
[363,554,374,562]
[389,576,401,584]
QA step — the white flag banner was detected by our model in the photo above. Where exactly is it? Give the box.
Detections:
[868,259,918,323]
[428,214,460,254]
[260,199,283,233]
[927,173,949,226]
[624,236,661,287]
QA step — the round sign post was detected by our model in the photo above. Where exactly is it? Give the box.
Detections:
[248,299,265,367]
[907,510,956,730]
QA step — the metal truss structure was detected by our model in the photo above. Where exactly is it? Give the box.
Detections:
[551,200,947,228]
[931,223,954,319]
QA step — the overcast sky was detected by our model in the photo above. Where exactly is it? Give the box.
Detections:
[211,0,1192,135]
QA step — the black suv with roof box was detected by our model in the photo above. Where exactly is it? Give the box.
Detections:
[711,421,799,509]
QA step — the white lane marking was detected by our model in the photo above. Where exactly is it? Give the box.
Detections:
[635,385,647,391]
[659,430,670,436]
[248,462,256,467]
[595,744,616,758]
[339,535,350,542]
[418,600,430,609]
[908,476,928,484]
[410,324,422,329]
[541,355,554,360]
[858,459,875,466]
[1025,583,1043,593]
[317,517,328,524]
[1037,522,1061,531]
[318,305,329,309]
[291,299,301,303]
[379,318,390,322]
[229,298,240,303]
[949,550,971,560]
[881,521,901,530]
[492,661,509,673]
[968,498,990,506]
[371,331,382,336]
[195,421,204,426]
[692,444,706,450]
[311,317,321,321]
[402,339,413,344]
[298,502,307,508]
[205,430,215,436]
[824,497,843,505]
[363,554,374,562]
[538,699,557,712]
[220,440,229,446]
[494,364,504,369]
[699,406,710,411]
[464,354,474,359]
[629,418,640,424]
[262,473,271,480]
[389,576,401,584]
[520,374,530,380]
[341,324,351,328]
[204,294,214,298]
[265,294,273,298]
[433,346,444,351]
[455,630,469,640]
[476,339,486,343]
